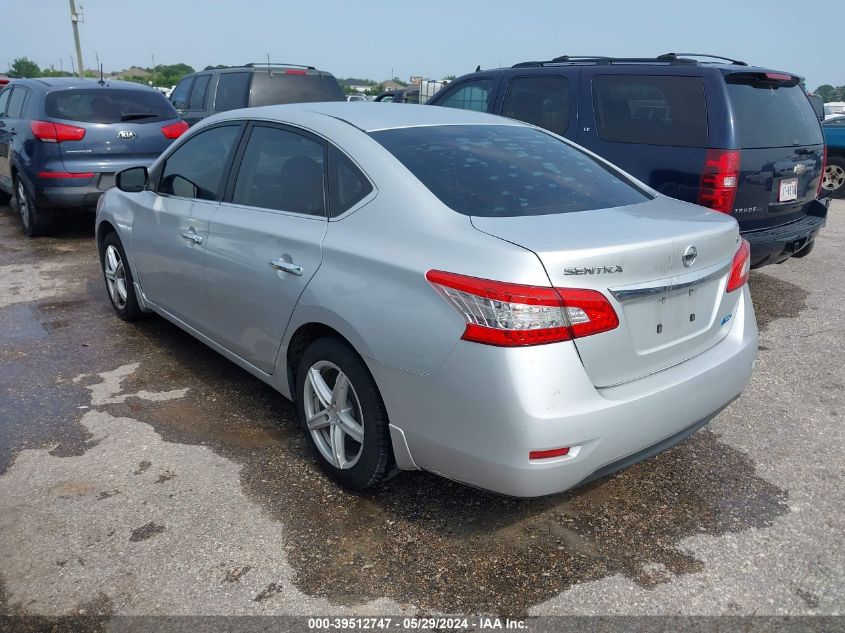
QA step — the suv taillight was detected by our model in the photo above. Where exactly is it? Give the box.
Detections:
[426,270,619,346]
[818,146,827,198]
[698,149,740,214]
[161,120,189,139]
[726,239,751,293]
[30,120,86,143]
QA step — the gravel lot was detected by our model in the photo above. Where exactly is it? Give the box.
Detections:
[0,199,842,622]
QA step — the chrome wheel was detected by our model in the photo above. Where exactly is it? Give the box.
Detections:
[823,164,845,192]
[103,245,128,310]
[16,181,29,229]
[303,360,365,470]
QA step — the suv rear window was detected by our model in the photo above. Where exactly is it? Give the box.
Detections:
[370,125,649,217]
[46,89,177,124]
[726,77,823,148]
[249,71,344,107]
[593,75,708,147]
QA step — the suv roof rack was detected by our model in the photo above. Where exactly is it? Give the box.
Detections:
[243,62,317,70]
[511,53,747,68]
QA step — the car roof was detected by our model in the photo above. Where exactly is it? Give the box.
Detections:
[18,77,156,91]
[218,102,523,132]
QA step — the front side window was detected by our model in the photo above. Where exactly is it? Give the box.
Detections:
[188,75,211,110]
[232,125,326,216]
[503,76,570,136]
[370,125,649,217]
[436,79,495,112]
[171,77,194,109]
[158,125,241,200]
[6,87,29,119]
[592,75,708,147]
[214,72,251,112]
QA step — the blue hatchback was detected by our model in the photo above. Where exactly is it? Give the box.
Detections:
[0,77,187,236]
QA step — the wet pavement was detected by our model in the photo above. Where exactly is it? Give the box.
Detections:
[0,201,843,618]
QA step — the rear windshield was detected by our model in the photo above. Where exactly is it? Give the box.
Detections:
[370,125,650,217]
[45,88,177,124]
[249,72,345,107]
[727,78,823,148]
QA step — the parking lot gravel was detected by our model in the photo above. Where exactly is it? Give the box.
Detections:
[0,200,842,619]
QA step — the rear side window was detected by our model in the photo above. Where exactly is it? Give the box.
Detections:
[503,76,570,136]
[6,87,29,118]
[171,77,193,109]
[436,79,495,112]
[593,75,708,147]
[232,125,326,216]
[249,71,345,107]
[158,125,241,200]
[188,75,211,110]
[370,125,649,217]
[329,147,372,217]
[214,72,251,112]
[727,78,823,148]
[46,89,177,124]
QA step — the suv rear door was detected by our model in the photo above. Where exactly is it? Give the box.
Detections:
[212,71,251,113]
[722,72,824,228]
[494,69,579,141]
[577,67,709,203]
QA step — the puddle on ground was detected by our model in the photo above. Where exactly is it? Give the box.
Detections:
[748,271,809,332]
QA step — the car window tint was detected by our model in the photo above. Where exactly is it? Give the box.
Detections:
[188,75,211,110]
[232,125,326,216]
[171,77,194,109]
[329,147,372,217]
[6,87,28,118]
[249,71,345,107]
[503,76,570,136]
[593,75,708,147]
[727,79,823,148]
[0,88,11,117]
[402,91,420,104]
[371,124,649,217]
[158,125,241,200]
[214,72,251,112]
[436,79,495,112]
[45,89,177,124]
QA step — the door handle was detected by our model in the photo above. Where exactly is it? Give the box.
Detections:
[181,230,203,244]
[269,258,303,276]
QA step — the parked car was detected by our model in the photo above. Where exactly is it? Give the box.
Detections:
[96,103,757,497]
[346,94,368,102]
[171,63,345,126]
[429,53,829,267]
[824,102,845,120]
[821,115,845,198]
[0,78,187,236]
[375,87,420,103]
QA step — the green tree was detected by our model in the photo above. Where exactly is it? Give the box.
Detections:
[443,74,456,81]
[8,57,41,78]
[816,84,837,102]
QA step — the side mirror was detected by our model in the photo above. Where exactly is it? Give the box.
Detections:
[115,166,148,193]
[807,94,825,122]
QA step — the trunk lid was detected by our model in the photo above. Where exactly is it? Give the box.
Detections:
[472,197,742,387]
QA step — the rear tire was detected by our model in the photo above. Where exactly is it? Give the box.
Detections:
[15,177,52,237]
[296,337,396,490]
[822,157,845,198]
[99,231,145,321]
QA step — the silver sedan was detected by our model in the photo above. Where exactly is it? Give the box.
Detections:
[95,103,758,497]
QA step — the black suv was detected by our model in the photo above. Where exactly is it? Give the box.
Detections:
[429,54,829,267]
[171,63,345,126]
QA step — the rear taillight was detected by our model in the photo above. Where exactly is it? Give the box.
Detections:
[818,145,827,198]
[726,239,751,293]
[161,120,189,139]
[425,270,619,347]
[30,120,86,143]
[285,69,308,75]
[698,149,740,214]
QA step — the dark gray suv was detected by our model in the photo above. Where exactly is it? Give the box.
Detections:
[0,77,186,236]
[171,64,345,126]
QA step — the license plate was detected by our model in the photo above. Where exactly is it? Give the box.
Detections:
[778,177,798,202]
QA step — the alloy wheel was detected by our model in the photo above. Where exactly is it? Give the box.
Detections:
[303,360,365,470]
[103,245,129,310]
[16,181,30,231]
[822,164,845,192]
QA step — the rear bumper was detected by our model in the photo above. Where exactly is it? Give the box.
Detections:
[370,285,758,497]
[35,173,117,210]
[742,199,828,268]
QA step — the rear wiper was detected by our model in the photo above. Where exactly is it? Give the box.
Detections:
[120,113,158,121]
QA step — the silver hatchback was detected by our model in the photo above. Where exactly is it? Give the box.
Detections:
[96,103,758,497]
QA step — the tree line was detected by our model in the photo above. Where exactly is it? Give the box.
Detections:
[5,57,195,88]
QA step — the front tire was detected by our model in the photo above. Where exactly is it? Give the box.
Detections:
[99,231,145,321]
[296,337,395,490]
[15,177,52,237]
[822,157,845,198]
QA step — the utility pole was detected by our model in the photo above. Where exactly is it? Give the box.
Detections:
[151,54,156,86]
[68,0,84,77]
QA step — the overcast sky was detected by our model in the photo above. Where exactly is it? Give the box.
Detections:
[2,0,841,90]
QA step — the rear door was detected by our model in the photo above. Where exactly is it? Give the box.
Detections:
[578,68,709,203]
[724,73,825,228]
[212,71,251,113]
[205,122,329,372]
[496,70,579,141]
[180,73,212,126]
